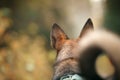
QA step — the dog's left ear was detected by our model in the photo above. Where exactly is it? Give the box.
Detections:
[50,23,69,50]
[79,18,94,38]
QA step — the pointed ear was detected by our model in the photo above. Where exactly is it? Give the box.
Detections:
[79,18,94,38]
[50,23,69,50]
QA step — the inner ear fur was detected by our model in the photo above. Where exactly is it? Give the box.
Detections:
[50,23,69,50]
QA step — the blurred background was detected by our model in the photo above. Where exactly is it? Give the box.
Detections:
[0,0,119,80]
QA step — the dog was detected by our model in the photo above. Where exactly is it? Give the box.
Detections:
[50,18,120,80]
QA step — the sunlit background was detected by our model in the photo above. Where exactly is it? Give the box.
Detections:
[0,0,119,80]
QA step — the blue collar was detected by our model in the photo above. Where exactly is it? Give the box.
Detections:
[60,74,85,80]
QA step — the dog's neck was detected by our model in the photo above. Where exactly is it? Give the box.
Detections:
[53,46,82,80]
[53,57,81,80]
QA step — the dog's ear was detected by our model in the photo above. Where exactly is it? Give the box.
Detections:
[50,23,69,50]
[79,18,94,38]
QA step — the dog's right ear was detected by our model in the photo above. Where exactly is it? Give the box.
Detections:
[79,18,94,38]
[50,23,69,50]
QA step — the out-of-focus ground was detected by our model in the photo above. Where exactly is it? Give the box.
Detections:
[0,0,119,80]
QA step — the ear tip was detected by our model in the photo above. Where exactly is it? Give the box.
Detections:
[53,23,58,26]
[88,18,91,20]
[53,23,59,26]
[87,18,92,23]
[52,23,59,29]
[87,18,93,26]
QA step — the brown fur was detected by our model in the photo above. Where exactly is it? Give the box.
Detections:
[50,18,120,80]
